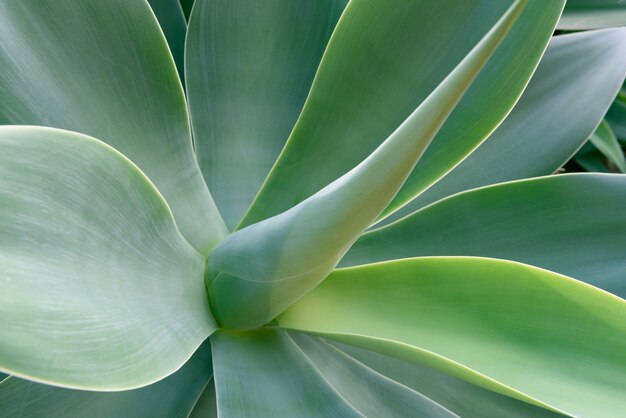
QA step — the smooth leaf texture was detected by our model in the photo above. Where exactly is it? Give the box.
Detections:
[589,119,626,172]
[279,257,626,418]
[379,28,626,222]
[607,94,626,142]
[0,340,213,418]
[329,340,562,418]
[240,0,563,227]
[0,0,226,252]
[207,0,526,329]
[211,329,455,417]
[189,379,218,418]
[344,174,626,298]
[0,126,216,389]
[574,142,612,172]
[288,332,458,418]
[147,0,187,83]
[558,0,626,29]
[186,0,348,228]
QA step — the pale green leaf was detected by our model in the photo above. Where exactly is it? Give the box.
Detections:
[207,0,526,329]
[0,340,212,418]
[380,28,626,222]
[279,257,626,418]
[329,340,563,418]
[0,0,226,252]
[211,330,362,417]
[186,0,347,228]
[343,174,626,298]
[147,0,187,83]
[240,0,564,227]
[189,378,218,418]
[558,0,626,29]
[0,126,216,389]
[589,120,626,172]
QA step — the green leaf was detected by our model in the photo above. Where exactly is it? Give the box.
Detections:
[558,0,626,29]
[0,340,212,418]
[288,332,458,418]
[189,378,218,418]
[328,340,563,418]
[207,0,526,329]
[0,126,216,389]
[211,329,455,417]
[240,0,564,227]
[279,257,626,418]
[147,0,187,83]
[0,0,226,252]
[211,330,362,417]
[344,174,626,298]
[589,120,626,172]
[607,94,626,143]
[575,143,612,173]
[186,0,347,229]
[379,29,626,222]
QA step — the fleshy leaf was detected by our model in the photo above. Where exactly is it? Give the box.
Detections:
[279,257,626,418]
[329,340,563,418]
[186,0,348,228]
[589,120,626,172]
[0,340,213,418]
[0,126,216,389]
[240,0,564,227]
[0,0,226,252]
[343,174,626,298]
[379,28,626,222]
[207,0,526,329]
[558,0,626,29]
[147,0,187,83]
[189,379,218,418]
[211,329,455,417]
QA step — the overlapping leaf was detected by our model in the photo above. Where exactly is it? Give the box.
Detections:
[0,126,216,389]
[207,0,527,329]
[558,0,626,29]
[280,257,626,418]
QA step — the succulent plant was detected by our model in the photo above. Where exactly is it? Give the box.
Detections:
[1,0,626,417]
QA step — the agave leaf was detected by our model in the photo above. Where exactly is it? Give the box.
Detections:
[0,0,226,252]
[607,94,626,143]
[189,378,218,418]
[344,174,626,298]
[0,341,212,418]
[186,0,348,229]
[240,0,564,227]
[0,375,7,385]
[147,0,187,83]
[380,28,626,221]
[588,120,626,172]
[211,329,455,417]
[329,340,563,418]
[558,0,626,29]
[575,144,613,173]
[0,126,216,389]
[279,257,626,418]
[207,0,526,329]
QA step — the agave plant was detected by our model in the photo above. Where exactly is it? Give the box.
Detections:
[2,0,626,417]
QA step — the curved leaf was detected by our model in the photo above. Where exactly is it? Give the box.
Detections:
[189,378,218,418]
[186,0,347,228]
[241,0,563,227]
[344,174,626,298]
[211,330,362,417]
[380,28,626,222]
[558,0,626,29]
[607,95,626,142]
[0,0,226,252]
[329,340,562,418]
[589,120,626,172]
[279,257,626,418]
[0,126,216,389]
[147,0,187,83]
[0,340,212,418]
[207,0,526,329]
